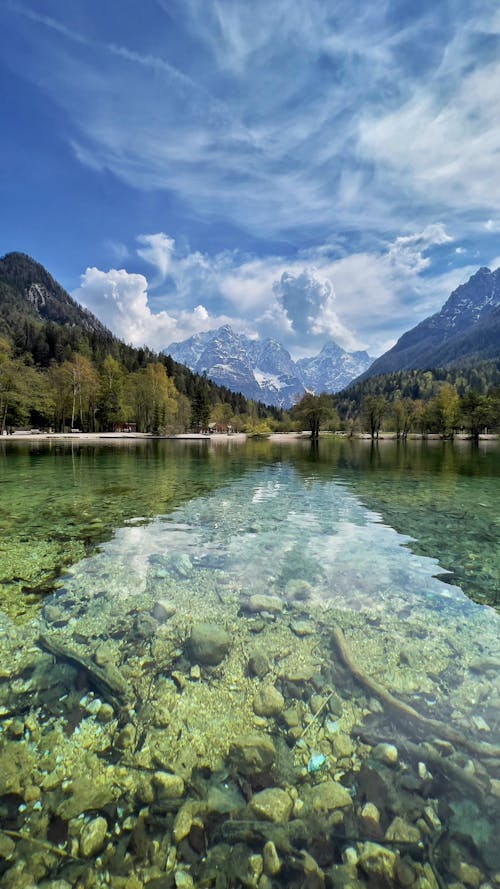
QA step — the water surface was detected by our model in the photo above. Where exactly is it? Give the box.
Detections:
[0,438,498,888]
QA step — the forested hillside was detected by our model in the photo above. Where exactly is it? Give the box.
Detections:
[0,253,280,433]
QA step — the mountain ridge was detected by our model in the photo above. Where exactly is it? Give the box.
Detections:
[165,325,373,407]
[359,265,500,380]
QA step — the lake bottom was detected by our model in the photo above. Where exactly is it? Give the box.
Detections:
[0,461,499,889]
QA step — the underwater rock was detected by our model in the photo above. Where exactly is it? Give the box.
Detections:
[384,815,421,844]
[174,871,195,889]
[188,622,231,666]
[360,802,382,836]
[357,841,397,883]
[229,733,276,776]
[79,815,108,858]
[0,742,35,796]
[282,705,301,728]
[330,733,355,759]
[372,742,398,766]
[93,641,117,667]
[247,594,284,614]
[152,599,177,622]
[0,833,15,860]
[253,686,285,718]
[263,840,281,875]
[307,753,327,774]
[249,788,293,823]
[247,652,270,678]
[153,771,185,799]
[291,619,315,636]
[173,803,195,844]
[285,579,313,601]
[56,776,116,820]
[307,780,353,813]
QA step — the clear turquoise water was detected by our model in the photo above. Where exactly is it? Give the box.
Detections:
[0,438,499,887]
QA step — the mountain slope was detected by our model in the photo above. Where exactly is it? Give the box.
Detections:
[165,326,373,407]
[297,342,372,393]
[362,266,500,379]
[0,252,278,418]
[0,252,108,335]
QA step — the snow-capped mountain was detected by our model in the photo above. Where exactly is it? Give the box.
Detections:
[361,266,500,379]
[297,342,373,393]
[165,325,373,407]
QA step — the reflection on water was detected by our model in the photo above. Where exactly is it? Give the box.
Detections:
[0,440,499,887]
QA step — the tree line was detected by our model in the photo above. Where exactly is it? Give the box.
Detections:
[0,337,282,435]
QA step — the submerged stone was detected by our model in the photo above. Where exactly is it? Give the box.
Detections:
[253,685,285,718]
[189,622,231,665]
[79,816,108,858]
[247,594,284,614]
[372,742,398,766]
[229,733,276,776]
[249,788,293,822]
[247,651,270,678]
[308,780,353,813]
[357,842,398,882]
[153,771,185,799]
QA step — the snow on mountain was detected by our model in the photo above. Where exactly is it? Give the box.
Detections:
[165,326,373,407]
[297,342,372,393]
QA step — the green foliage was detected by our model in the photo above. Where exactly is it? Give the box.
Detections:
[334,363,500,435]
[291,392,339,439]
[0,251,282,432]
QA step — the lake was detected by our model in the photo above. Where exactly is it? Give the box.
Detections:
[0,437,499,888]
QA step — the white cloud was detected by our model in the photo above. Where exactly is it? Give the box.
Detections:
[72,225,478,358]
[136,232,175,282]
[73,266,234,351]
[388,224,452,273]
[271,268,358,350]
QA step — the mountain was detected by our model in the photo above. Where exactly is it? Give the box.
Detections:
[361,266,500,380]
[165,326,373,407]
[0,251,109,336]
[0,252,278,420]
[297,342,373,393]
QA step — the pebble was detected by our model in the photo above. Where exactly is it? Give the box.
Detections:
[189,623,231,666]
[372,742,398,766]
[173,805,193,844]
[247,652,270,678]
[152,599,177,622]
[385,816,421,844]
[79,816,108,858]
[247,594,284,614]
[174,871,195,889]
[249,788,293,823]
[308,780,353,813]
[357,842,397,882]
[253,686,285,718]
[229,733,277,776]
[153,771,185,799]
[290,620,314,637]
[263,840,281,875]
[360,802,381,831]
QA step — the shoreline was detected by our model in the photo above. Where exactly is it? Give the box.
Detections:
[2,430,497,443]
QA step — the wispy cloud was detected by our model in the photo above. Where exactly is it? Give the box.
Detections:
[3,0,499,357]
[9,0,498,245]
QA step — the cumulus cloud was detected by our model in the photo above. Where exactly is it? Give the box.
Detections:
[73,266,231,351]
[271,268,358,349]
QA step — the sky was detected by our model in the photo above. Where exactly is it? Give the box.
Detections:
[1,1,500,359]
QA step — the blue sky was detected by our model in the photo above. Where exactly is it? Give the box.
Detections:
[1,0,500,358]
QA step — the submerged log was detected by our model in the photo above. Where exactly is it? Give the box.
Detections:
[38,632,130,711]
[331,625,500,759]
